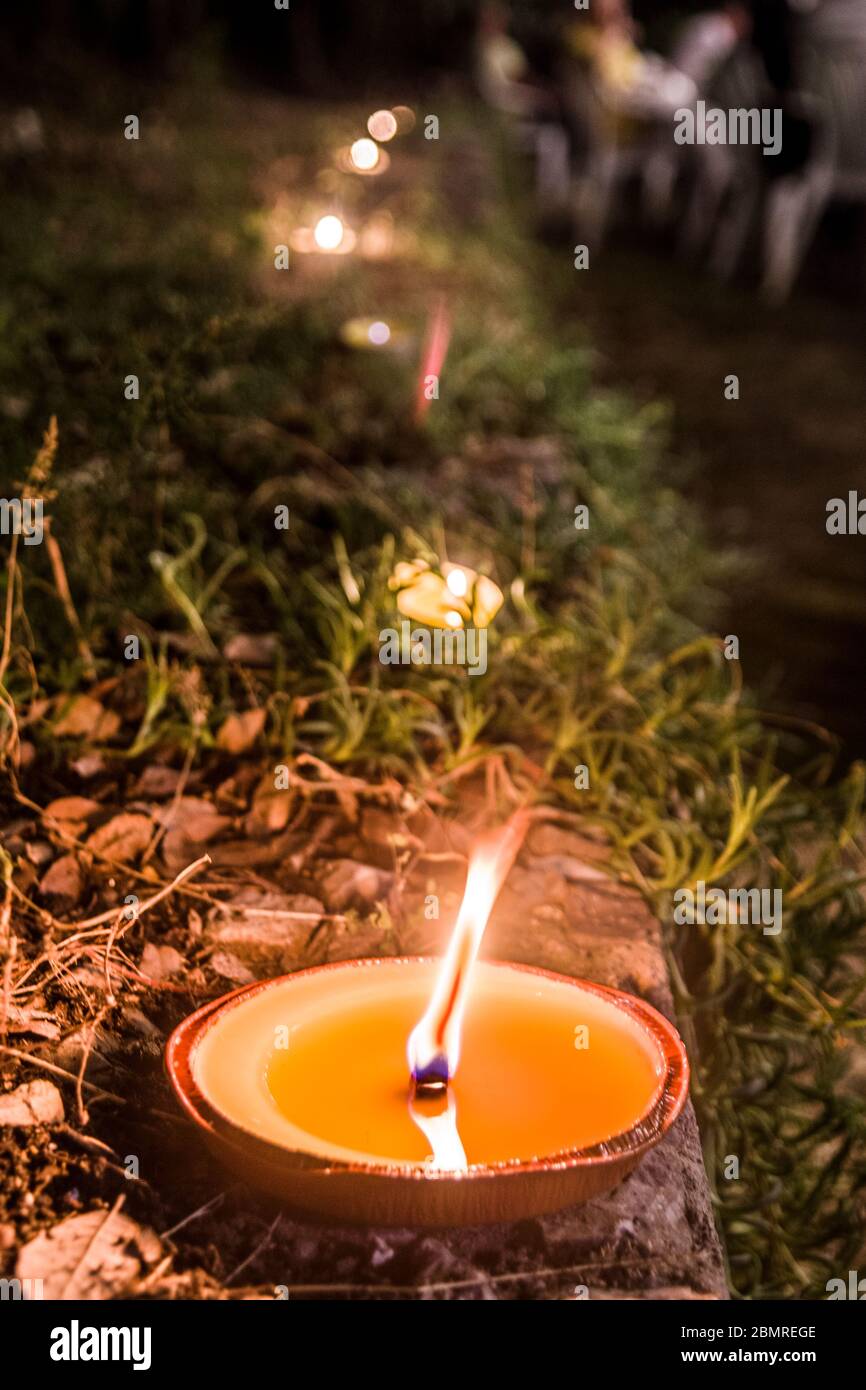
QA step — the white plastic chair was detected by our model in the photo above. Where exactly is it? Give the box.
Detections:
[761,39,866,301]
[679,47,767,276]
[476,42,571,211]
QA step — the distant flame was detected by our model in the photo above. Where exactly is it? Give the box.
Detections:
[367,109,398,142]
[408,810,530,1088]
[414,297,451,423]
[350,137,380,171]
[314,215,345,251]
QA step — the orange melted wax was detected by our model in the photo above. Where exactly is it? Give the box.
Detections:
[266,981,663,1167]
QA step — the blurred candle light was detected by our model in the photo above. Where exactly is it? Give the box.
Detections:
[314,214,345,251]
[358,210,395,260]
[389,560,504,629]
[367,109,398,142]
[336,144,389,177]
[350,137,381,171]
[368,320,391,346]
[392,105,416,135]
[339,316,411,352]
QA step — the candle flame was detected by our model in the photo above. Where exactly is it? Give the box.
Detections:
[408,810,530,1089]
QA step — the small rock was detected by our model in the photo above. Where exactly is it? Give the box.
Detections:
[43,796,102,823]
[70,753,107,779]
[207,888,322,973]
[53,694,121,742]
[3,1005,60,1042]
[16,1209,162,1300]
[40,853,83,903]
[17,740,36,769]
[26,839,56,867]
[156,798,229,840]
[319,859,393,912]
[247,773,293,834]
[86,812,153,864]
[210,951,256,984]
[133,765,183,798]
[123,1008,164,1042]
[158,798,232,872]
[223,633,280,665]
[216,708,266,755]
[139,943,185,982]
[526,824,609,860]
[0,1079,64,1126]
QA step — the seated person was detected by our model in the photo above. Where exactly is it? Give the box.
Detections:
[565,0,695,127]
[477,2,559,118]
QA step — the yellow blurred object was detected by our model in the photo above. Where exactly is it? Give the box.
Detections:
[338,317,412,352]
[388,561,504,630]
[569,27,642,92]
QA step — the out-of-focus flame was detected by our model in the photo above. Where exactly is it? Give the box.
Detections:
[414,296,451,422]
[367,109,398,142]
[314,214,345,251]
[350,137,380,171]
[368,320,391,346]
[409,1089,468,1172]
[407,810,530,1088]
[446,567,469,599]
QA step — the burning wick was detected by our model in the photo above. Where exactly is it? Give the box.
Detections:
[407,810,531,1098]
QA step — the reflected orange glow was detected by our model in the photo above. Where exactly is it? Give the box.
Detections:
[408,1089,468,1171]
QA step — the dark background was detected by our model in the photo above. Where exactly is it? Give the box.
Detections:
[0,1,722,90]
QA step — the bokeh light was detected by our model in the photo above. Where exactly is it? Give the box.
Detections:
[368,321,391,346]
[350,137,380,171]
[313,214,345,251]
[367,109,398,143]
[392,105,416,134]
[446,568,469,598]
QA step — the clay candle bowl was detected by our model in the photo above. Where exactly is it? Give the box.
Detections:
[166,957,688,1227]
